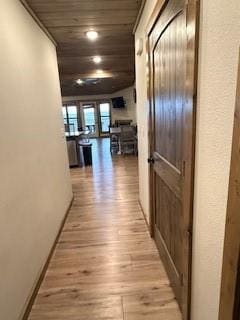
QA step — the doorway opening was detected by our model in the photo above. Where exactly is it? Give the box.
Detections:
[81,102,99,137]
[99,102,111,135]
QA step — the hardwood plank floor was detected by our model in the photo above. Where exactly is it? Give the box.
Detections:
[28,138,182,320]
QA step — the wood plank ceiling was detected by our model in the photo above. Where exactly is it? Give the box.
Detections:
[25,0,142,96]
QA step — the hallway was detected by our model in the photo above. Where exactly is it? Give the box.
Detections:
[28,139,181,320]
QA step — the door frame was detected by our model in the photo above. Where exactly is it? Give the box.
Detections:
[80,101,99,138]
[62,103,80,133]
[97,100,112,137]
[219,51,240,320]
[146,0,200,319]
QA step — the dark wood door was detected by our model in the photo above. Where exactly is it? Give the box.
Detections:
[148,0,199,318]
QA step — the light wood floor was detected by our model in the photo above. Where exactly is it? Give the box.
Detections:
[28,138,181,320]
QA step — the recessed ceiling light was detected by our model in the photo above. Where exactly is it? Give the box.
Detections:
[93,56,102,64]
[76,79,84,85]
[96,69,103,74]
[86,30,98,41]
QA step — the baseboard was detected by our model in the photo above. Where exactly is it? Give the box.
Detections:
[21,196,74,320]
[138,199,151,235]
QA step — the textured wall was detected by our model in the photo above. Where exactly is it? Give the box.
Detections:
[110,86,136,124]
[191,0,240,319]
[0,1,72,319]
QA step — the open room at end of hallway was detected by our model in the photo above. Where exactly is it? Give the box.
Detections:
[61,86,138,167]
[27,138,182,320]
[62,85,137,133]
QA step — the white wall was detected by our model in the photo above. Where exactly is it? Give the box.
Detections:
[192,1,240,319]
[111,86,136,123]
[135,0,240,319]
[0,1,73,319]
[62,85,137,124]
[135,0,158,223]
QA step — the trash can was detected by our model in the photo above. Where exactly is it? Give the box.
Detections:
[79,142,92,166]
[77,144,85,167]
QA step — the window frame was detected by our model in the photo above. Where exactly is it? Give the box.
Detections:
[99,102,111,135]
[62,104,79,133]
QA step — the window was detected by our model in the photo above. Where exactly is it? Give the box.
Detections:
[82,105,96,134]
[62,105,78,133]
[99,103,110,133]
[83,107,95,127]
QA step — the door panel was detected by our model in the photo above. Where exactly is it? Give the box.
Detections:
[154,25,180,169]
[153,10,186,303]
[148,0,199,318]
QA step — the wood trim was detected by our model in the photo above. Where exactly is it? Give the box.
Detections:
[146,33,155,238]
[146,1,169,239]
[233,253,240,319]
[63,98,112,106]
[133,0,147,34]
[138,200,151,235]
[21,196,74,320]
[146,0,167,36]
[19,0,57,46]
[63,101,80,106]
[219,51,240,320]
[182,2,200,319]
[147,1,200,319]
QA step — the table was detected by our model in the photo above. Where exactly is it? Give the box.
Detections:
[109,127,121,135]
[65,131,85,138]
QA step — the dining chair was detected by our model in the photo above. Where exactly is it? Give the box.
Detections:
[115,119,132,127]
[120,126,137,155]
[109,127,119,154]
